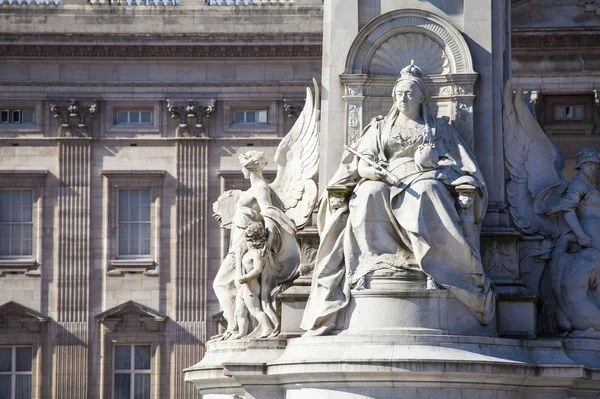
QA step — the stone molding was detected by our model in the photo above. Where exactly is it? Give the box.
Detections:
[345,8,475,75]
[95,300,166,333]
[0,301,48,333]
[512,29,600,49]
[0,44,322,58]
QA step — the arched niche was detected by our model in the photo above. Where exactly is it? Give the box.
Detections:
[340,9,478,147]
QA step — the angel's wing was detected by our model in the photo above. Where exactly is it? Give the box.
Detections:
[270,79,320,230]
[503,82,566,237]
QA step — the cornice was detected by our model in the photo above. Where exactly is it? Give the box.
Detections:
[0,32,322,46]
[512,28,600,50]
[0,43,322,58]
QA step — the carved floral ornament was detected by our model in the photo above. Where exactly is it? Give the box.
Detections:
[577,0,600,16]
[167,99,215,137]
[50,99,98,137]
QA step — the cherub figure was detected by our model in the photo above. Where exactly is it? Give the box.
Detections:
[232,221,273,339]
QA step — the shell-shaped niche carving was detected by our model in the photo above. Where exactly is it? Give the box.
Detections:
[368,33,450,76]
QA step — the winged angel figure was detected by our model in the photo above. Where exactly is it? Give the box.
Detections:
[211,80,320,341]
[504,82,600,337]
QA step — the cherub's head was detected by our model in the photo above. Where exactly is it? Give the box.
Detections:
[239,151,268,179]
[244,221,267,249]
[575,148,600,177]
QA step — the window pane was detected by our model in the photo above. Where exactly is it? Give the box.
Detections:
[134,374,151,399]
[134,345,151,370]
[114,374,131,399]
[114,346,131,370]
[140,239,150,256]
[246,111,256,123]
[118,191,129,222]
[139,190,151,207]
[16,346,33,371]
[140,111,152,123]
[565,106,573,119]
[15,375,31,399]
[117,111,128,124]
[0,202,10,223]
[21,110,34,124]
[139,205,151,222]
[575,105,583,119]
[233,111,245,123]
[555,106,564,119]
[130,235,140,255]
[0,347,12,371]
[11,110,21,123]
[21,239,32,257]
[0,375,11,399]
[0,227,10,256]
[129,111,140,123]
[15,347,32,372]
[0,110,8,123]
[258,110,267,123]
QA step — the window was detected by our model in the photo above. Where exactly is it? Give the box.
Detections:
[102,170,163,275]
[0,190,33,258]
[233,110,268,124]
[0,346,32,399]
[0,110,34,124]
[116,111,152,124]
[118,189,151,257]
[554,105,584,121]
[113,345,151,399]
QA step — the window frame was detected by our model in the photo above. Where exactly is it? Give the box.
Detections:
[222,100,279,136]
[112,344,152,399]
[0,171,46,275]
[116,188,153,258]
[101,171,164,276]
[0,346,33,399]
[105,102,161,137]
[0,189,34,259]
[0,103,41,136]
[232,109,269,125]
[542,94,595,135]
[0,331,43,399]
[115,110,154,125]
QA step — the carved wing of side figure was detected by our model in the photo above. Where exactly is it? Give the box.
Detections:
[503,81,567,238]
[269,78,320,230]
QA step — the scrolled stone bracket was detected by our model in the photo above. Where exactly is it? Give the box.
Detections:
[49,99,98,137]
[167,99,215,137]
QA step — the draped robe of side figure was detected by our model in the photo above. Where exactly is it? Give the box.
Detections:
[301,116,495,335]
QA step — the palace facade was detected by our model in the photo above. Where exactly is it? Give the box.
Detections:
[0,0,598,397]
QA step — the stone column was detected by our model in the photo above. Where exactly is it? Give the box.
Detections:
[463,0,511,226]
[319,0,359,191]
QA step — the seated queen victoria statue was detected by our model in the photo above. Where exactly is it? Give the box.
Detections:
[301,62,495,336]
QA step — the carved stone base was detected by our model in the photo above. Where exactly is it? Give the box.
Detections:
[342,277,496,337]
[184,335,600,399]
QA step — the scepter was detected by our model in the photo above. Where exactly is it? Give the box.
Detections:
[345,146,402,186]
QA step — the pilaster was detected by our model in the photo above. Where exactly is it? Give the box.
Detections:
[170,138,209,398]
[54,138,91,398]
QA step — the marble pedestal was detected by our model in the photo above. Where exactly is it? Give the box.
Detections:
[184,335,600,399]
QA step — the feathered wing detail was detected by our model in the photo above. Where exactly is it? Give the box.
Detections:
[503,81,567,238]
[269,78,320,230]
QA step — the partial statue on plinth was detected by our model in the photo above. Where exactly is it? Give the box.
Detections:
[301,62,494,336]
[211,80,320,341]
[503,83,600,338]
